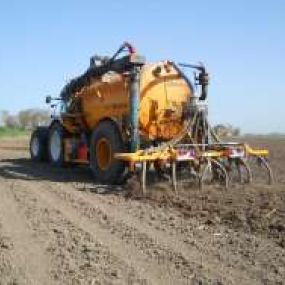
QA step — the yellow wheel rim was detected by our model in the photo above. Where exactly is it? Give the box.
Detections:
[96,138,112,170]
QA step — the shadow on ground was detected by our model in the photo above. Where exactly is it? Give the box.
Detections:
[0,158,124,194]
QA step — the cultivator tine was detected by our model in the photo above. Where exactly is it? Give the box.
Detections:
[140,160,179,194]
[199,158,229,190]
[239,157,252,184]
[171,161,178,194]
[227,157,252,185]
[212,158,229,189]
[243,144,274,185]
[141,161,147,194]
[257,156,274,185]
[199,161,210,190]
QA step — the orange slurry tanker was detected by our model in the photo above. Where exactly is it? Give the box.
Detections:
[30,43,273,193]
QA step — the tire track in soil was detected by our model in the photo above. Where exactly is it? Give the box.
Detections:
[3,179,184,285]
[0,182,51,285]
[1,146,284,284]
[16,177,257,285]
[50,181,264,285]
[1,160,266,285]
[43,179,285,285]
[4,181,147,285]
[0,221,28,285]
[89,187,285,284]
[55,185,269,283]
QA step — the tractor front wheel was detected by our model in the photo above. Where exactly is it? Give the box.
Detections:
[30,127,48,161]
[48,122,65,167]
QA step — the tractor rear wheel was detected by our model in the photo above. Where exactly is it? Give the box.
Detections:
[90,120,125,184]
[48,122,65,167]
[30,127,48,161]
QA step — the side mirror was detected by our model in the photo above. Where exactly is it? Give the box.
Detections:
[46,95,52,104]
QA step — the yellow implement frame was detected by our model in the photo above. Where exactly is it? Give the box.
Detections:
[114,141,272,194]
[114,148,176,163]
[244,144,269,157]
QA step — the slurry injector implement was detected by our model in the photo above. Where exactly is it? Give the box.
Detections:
[30,43,273,192]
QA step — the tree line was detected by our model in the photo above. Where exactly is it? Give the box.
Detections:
[0,109,240,136]
[213,124,240,137]
[0,109,51,129]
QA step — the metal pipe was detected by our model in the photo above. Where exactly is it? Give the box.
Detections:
[178,63,204,71]
[172,62,194,94]
[178,63,209,101]
[129,66,140,152]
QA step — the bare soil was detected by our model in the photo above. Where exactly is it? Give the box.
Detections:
[0,138,284,285]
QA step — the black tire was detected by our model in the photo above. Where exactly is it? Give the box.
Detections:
[48,122,65,167]
[30,127,49,161]
[90,120,125,184]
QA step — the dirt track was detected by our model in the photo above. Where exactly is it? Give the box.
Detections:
[0,138,284,285]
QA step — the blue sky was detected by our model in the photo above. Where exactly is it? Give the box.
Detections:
[0,0,284,133]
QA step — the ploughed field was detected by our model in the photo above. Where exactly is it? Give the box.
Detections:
[0,137,284,285]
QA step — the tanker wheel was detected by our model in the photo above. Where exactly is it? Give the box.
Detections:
[30,127,48,161]
[90,120,125,184]
[48,122,65,167]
